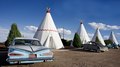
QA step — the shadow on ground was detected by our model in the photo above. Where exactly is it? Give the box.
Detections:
[0,48,9,66]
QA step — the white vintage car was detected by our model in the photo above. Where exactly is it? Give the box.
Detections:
[6,37,54,64]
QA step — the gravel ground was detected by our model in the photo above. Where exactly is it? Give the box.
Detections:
[0,48,120,67]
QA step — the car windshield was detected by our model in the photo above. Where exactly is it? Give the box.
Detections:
[89,41,105,47]
[14,39,41,46]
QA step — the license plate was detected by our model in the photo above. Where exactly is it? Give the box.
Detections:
[29,54,36,58]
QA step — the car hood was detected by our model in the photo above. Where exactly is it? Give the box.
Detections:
[9,45,48,52]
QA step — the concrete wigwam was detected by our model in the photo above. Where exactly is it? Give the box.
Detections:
[34,8,64,49]
[92,28,106,46]
[109,31,119,45]
[77,21,90,44]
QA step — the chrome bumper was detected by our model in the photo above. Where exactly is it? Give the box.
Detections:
[6,57,54,62]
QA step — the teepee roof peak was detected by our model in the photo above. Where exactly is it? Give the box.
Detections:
[46,7,50,13]
[80,20,83,24]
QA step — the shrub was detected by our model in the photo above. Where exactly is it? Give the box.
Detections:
[95,36,101,43]
[73,33,82,48]
[104,39,113,45]
[5,23,21,47]
[61,39,72,46]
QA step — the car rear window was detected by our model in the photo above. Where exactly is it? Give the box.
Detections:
[14,39,41,46]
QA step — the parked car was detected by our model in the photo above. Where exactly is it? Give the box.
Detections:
[107,44,119,49]
[83,41,108,52]
[6,37,54,64]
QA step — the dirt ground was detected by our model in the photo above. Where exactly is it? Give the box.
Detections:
[0,48,120,67]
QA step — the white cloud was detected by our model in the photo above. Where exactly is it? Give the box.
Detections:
[21,32,34,38]
[116,33,120,36]
[57,28,72,40]
[88,22,120,30]
[88,33,94,39]
[88,22,108,30]
[107,25,120,30]
[58,28,72,35]
[0,27,9,42]
[22,26,38,38]
[24,26,38,33]
[103,35,109,40]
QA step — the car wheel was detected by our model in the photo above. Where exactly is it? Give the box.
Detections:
[44,60,47,62]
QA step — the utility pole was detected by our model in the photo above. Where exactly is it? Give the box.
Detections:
[63,27,64,40]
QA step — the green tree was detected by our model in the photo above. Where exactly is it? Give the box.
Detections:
[61,39,72,46]
[104,39,113,45]
[73,33,82,48]
[5,23,21,47]
[95,36,101,43]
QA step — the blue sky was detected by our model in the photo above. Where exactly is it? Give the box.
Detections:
[0,0,120,43]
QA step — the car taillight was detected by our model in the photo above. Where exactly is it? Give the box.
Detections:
[9,53,23,56]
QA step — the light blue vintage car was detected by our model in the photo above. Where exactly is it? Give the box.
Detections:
[6,37,54,64]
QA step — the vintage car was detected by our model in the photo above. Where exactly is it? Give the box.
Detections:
[107,44,119,49]
[83,41,108,52]
[6,37,54,64]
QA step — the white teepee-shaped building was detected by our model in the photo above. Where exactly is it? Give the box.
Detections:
[109,31,119,45]
[92,28,106,46]
[77,21,90,44]
[34,8,64,49]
